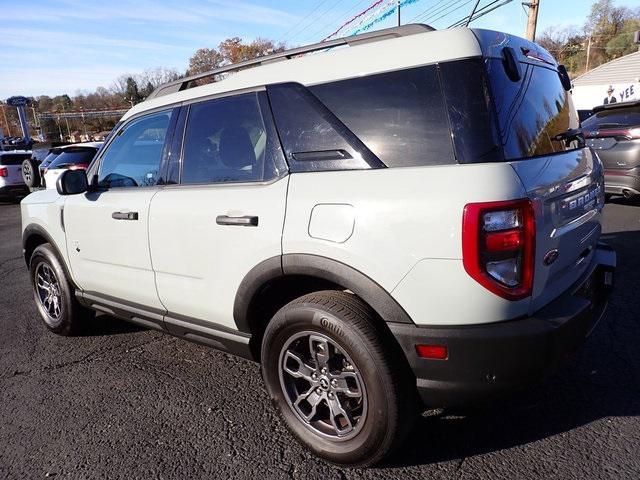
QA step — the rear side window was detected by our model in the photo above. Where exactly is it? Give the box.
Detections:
[440,59,503,163]
[181,92,286,184]
[485,59,578,160]
[582,106,640,129]
[310,65,455,167]
[0,154,31,165]
[48,148,96,169]
[267,83,382,172]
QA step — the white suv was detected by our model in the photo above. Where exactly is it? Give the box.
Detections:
[21,25,616,466]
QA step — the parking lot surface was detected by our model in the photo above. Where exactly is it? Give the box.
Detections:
[1,200,639,479]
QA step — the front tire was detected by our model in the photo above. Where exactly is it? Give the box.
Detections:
[261,291,416,467]
[29,243,92,335]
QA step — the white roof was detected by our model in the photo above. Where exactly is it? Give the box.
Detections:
[62,142,103,149]
[0,149,31,155]
[121,27,482,122]
[573,51,640,86]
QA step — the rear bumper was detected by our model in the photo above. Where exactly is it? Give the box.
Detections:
[390,244,616,408]
[0,184,29,196]
[604,167,640,195]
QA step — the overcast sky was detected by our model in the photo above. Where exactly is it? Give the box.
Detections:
[1,0,639,99]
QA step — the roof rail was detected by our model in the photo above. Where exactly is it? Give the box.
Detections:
[147,23,435,100]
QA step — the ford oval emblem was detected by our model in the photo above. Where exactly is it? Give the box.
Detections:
[543,249,559,266]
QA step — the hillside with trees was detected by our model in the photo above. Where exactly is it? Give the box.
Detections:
[538,0,640,76]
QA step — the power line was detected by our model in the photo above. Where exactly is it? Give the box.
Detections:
[448,0,513,28]
[422,0,475,25]
[311,0,375,42]
[285,0,346,44]
[410,0,459,23]
[278,0,332,42]
[409,0,450,23]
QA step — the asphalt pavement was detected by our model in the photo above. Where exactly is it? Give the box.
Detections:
[1,199,639,479]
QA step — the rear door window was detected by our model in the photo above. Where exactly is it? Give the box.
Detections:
[310,65,455,168]
[180,92,287,184]
[0,154,31,165]
[48,148,96,169]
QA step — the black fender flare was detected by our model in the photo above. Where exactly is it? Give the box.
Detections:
[233,253,414,334]
[22,224,78,289]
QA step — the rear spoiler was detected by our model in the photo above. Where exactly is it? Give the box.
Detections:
[592,100,640,113]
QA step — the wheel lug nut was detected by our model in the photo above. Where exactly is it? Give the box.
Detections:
[321,367,327,374]
[328,392,334,399]
[331,379,338,387]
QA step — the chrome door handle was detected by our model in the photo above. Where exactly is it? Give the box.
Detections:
[112,211,139,221]
[216,215,258,227]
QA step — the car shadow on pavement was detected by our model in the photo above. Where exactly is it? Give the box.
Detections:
[386,229,640,468]
[79,312,148,336]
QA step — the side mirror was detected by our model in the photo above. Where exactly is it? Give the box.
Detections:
[56,169,88,195]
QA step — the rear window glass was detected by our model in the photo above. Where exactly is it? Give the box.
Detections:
[582,106,640,129]
[310,65,455,167]
[0,154,31,165]
[440,58,503,163]
[486,59,578,160]
[48,148,96,169]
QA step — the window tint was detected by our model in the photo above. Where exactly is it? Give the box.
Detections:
[181,92,286,184]
[98,110,171,188]
[310,65,455,167]
[48,148,97,169]
[582,106,640,129]
[440,59,503,163]
[268,83,381,172]
[486,59,578,160]
[0,154,31,165]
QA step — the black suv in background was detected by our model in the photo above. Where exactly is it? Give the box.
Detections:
[583,101,640,200]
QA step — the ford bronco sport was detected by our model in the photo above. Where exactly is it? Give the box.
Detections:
[21,25,616,466]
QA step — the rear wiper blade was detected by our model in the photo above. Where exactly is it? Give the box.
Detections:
[552,128,585,145]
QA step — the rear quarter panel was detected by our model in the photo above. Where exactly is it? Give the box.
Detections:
[283,164,531,326]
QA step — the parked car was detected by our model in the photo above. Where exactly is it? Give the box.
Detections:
[582,100,640,200]
[41,143,102,189]
[21,25,616,467]
[0,150,31,201]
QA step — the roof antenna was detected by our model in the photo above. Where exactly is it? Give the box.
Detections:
[465,0,482,27]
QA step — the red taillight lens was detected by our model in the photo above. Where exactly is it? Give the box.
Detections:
[0,167,7,177]
[585,126,640,140]
[69,164,88,171]
[416,344,448,360]
[462,199,535,300]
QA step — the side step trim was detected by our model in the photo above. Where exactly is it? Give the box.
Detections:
[75,290,255,360]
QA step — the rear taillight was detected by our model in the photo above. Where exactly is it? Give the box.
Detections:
[585,127,640,140]
[0,167,7,177]
[462,199,535,300]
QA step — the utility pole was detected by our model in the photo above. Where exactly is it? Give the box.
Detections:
[397,0,401,26]
[1,104,11,136]
[524,0,539,41]
[585,36,592,73]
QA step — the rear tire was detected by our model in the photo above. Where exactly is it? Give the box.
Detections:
[29,243,93,335]
[261,291,416,467]
[22,158,41,188]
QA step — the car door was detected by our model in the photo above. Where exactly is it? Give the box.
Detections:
[149,91,289,331]
[63,108,176,312]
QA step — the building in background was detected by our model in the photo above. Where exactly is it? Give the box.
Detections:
[571,51,640,115]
